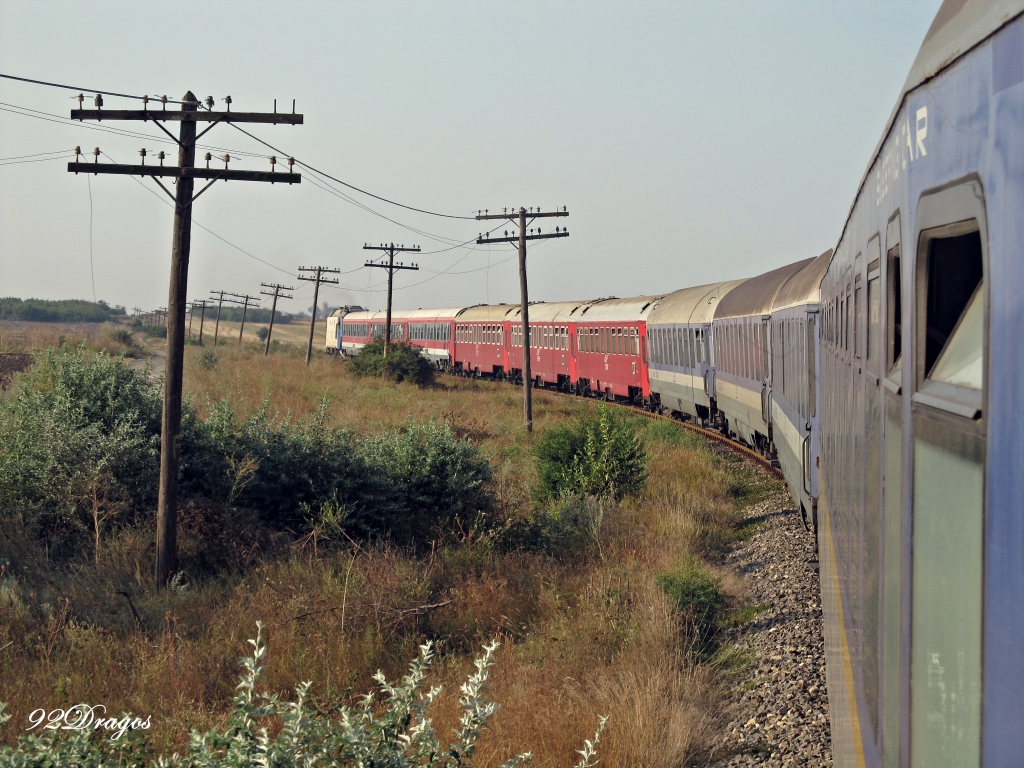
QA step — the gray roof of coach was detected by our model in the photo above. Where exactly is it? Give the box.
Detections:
[568,295,663,323]
[647,280,748,326]
[837,0,1024,255]
[455,304,521,321]
[771,250,833,312]
[341,307,465,322]
[714,259,814,320]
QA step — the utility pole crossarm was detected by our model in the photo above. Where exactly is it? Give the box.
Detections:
[475,209,568,220]
[70,110,303,125]
[67,163,301,184]
[476,231,568,245]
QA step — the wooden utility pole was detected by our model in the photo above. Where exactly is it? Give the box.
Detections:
[476,207,569,431]
[363,243,420,358]
[297,266,340,365]
[209,290,247,346]
[232,293,260,343]
[260,282,294,355]
[68,91,302,587]
[195,299,210,344]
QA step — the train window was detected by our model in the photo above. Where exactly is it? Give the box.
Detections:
[631,328,639,356]
[807,317,816,417]
[921,229,983,380]
[887,248,902,375]
[855,274,863,359]
[867,260,881,362]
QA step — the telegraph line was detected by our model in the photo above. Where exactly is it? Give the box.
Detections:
[260,283,294,355]
[475,206,570,432]
[363,243,421,357]
[297,266,340,365]
[2,68,477,220]
[67,90,303,588]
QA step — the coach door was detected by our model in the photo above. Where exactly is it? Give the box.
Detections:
[880,214,904,768]
[909,181,987,768]
[861,235,883,749]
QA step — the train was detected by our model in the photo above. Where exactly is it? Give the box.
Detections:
[326,1,1024,764]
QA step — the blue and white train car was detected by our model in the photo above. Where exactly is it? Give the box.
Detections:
[817,1,1024,765]
[647,280,746,426]
[767,250,832,533]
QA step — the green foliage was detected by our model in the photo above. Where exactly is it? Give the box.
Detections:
[0,297,125,323]
[207,306,292,324]
[0,624,606,767]
[0,347,161,555]
[354,420,493,544]
[256,326,270,341]
[143,325,167,339]
[0,349,495,560]
[349,338,435,387]
[533,404,647,502]
[196,349,219,370]
[656,557,727,654]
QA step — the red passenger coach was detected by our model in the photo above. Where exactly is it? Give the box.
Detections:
[452,305,518,377]
[339,307,464,368]
[451,296,662,406]
[571,296,661,403]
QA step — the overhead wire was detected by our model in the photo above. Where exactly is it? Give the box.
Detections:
[0,72,190,104]
[2,73,568,305]
[0,102,271,161]
[225,122,475,220]
[99,150,298,278]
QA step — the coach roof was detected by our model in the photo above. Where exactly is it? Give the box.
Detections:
[715,259,813,320]
[648,280,748,326]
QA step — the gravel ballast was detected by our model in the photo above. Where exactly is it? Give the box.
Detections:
[709,489,833,766]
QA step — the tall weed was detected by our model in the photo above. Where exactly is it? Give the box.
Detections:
[533,404,647,502]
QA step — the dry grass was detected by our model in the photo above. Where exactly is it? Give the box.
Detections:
[0,320,150,359]
[0,339,782,765]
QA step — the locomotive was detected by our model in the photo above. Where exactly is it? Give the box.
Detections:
[327,1,1024,763]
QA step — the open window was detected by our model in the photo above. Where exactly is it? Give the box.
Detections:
[915,216,985,417]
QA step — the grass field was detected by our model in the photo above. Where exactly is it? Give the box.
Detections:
[0,333,784,766]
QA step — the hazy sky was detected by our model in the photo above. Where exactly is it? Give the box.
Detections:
[1,1,942,315]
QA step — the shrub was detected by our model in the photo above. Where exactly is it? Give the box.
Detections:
[144,325,167,339]
[196,349,219,370]
[256,326,269,341]
[533,404,647,502]
[0,347,162,558]
[353,419,494,545]
[350,338,435,386]
[0,349,496,562]
[656,557,727,655]
[0,625,607,768]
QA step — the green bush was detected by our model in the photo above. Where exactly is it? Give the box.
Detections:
[656,557,727,654]
[196,349,219,370]
[256,326,269,341]
[0,348,495,560]
[0,297,124,323]
[349,338,435,386]
[0,348,161,558]
[533,404,647,502]
[0,625,607,768]
[354,419,493,544]
[144,325,167,338]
